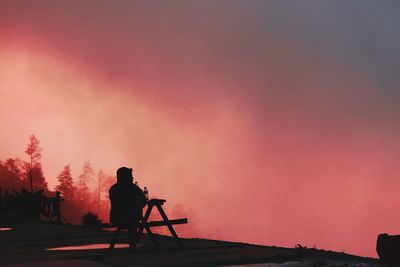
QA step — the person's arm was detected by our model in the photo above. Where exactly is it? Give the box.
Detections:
[135,186,147,208]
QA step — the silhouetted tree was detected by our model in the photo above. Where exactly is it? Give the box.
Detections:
[24,135,47,191]
[28,166,47,191]
[55,165,75,200]
[25,135,42,164]
[77,160,93,202]
[94,169,106,214]
[0,158,24,190]
[101,174,115,195]
[96,173,115,221]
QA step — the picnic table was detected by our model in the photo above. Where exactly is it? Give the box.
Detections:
[110,198,188,249]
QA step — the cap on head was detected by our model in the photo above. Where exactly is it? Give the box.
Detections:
[117,167,133,182]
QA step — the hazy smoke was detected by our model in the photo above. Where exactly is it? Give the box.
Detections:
[1,1,400,257]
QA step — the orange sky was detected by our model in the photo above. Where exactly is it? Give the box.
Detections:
[1,1,400,257]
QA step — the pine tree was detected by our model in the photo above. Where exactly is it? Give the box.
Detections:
[25,135,42,165]
[77,160,94,201]
[0,158,24,190]
[99,173,115,220]
[24,135,47,191]
[95,169,106,214]
[55,165,75,200]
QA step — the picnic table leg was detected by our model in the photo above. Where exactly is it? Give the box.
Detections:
[135,204,154,247]
[156,204,183,248]
[109,227,121,249]
[143,224,159,248]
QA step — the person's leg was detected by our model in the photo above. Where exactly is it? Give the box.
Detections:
[128,221,139,248]
[120,211,141,252]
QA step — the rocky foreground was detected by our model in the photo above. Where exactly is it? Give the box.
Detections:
[0,222,382,267]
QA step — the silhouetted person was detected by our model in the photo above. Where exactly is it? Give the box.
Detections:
[109,167,146,250]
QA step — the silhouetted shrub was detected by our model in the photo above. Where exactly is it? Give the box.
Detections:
[81,211,102,229]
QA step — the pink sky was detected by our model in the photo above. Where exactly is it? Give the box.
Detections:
[1,1,400,257]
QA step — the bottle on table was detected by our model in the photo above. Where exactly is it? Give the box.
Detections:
[143,186,149,201]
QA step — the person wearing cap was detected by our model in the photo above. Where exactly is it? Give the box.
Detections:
[109,167,147,250]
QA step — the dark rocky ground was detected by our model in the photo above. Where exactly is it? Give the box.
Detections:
[0,222,383,267]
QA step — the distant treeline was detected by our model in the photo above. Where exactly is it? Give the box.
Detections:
[0,135,115,224]
[1,135,197,236]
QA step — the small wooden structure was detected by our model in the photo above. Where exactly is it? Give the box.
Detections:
[0,188,63,224]
[41,191,63,221]
[110,198,188,249]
